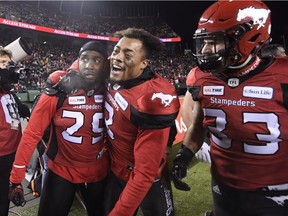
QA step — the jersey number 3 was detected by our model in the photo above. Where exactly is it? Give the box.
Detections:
[204,108,282,155]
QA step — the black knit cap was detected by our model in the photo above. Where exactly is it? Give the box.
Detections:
[79,41,108,59]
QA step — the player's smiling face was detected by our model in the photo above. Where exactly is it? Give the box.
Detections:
[110,37,148,83]
[78,50,106,85]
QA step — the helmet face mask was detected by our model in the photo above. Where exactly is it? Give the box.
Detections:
[194,30,232,74]
[193,0,271,74]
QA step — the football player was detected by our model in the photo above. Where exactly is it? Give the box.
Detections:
[104,28,180,216]
[9,41,109,216]
[172,1,288,216]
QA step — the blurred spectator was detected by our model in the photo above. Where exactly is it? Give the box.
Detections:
[0,1,178,38]
[260,43,286,58]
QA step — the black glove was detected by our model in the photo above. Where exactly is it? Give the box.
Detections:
[8,182,26,207]
[53,70,82,94]
[171,144,194,191]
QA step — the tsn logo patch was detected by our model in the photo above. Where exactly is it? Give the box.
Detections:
[68,96,86,105]
[151,92,176,107]
[203,86,224,96]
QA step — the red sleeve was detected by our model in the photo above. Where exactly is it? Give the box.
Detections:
[109,127,169,216]
[10,94,58,184]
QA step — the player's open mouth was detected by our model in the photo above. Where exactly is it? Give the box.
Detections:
[112,64,124,74]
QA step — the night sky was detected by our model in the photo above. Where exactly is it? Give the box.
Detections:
[158,1,288,48]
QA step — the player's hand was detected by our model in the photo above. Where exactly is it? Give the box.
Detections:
[54,70,82,94]
[195,142,211,163]
[171,144,194,191]
[8,182,26,207]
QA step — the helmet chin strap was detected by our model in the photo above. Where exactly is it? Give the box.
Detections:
[228,54,253,70]
[226,55,261,77]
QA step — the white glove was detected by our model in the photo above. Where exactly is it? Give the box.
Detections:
[195,142,211,163]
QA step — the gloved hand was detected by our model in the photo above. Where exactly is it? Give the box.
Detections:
[54,70,82,94]
[195,142,211,163]
[8,182,26,207]
[171,144,194,191]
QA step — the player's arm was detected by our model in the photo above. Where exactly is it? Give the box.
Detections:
[171,100,207,191]
[109,127,170,216]
[10,94,58,184]
[183,100,207,153]
[181,89,211,163]
[181,90,195,128]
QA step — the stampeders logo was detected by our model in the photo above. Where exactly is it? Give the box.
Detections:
[237,6,270,30]
[151,92,176,107]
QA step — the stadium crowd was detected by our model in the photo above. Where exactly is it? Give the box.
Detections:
[0,33,193,93]
[0,1,194,94]
[0,1,178,38]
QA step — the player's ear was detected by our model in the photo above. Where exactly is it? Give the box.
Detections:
[141,59,148,70]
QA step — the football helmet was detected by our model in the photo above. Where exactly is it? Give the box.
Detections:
[193,0,271,73]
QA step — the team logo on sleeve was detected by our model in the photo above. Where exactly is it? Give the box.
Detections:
[151,92,176,107]
[68,96,86,104]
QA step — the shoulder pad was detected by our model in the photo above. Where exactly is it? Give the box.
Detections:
[186,68,197,87]
[131,93,179,128]
[140,91,179,115]
[139,76,180,115]
[131,77,180,128]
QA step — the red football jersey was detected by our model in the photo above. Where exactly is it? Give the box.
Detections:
[10,69,108,184]
[187,57,288,190]
[0,91,22,156]
[105,72,180,215]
